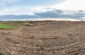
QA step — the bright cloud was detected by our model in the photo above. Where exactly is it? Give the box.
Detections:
[0,6,50,15]
[51,0,85,10]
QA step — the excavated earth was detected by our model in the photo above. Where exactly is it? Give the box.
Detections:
[0,21,85,55]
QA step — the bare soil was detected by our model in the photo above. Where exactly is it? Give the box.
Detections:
[0,21,85,55]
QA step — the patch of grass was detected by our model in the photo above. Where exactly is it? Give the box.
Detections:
[0,24,16,29]
[0,52,4,55]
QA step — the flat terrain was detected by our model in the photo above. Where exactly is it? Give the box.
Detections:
[0,21,85,55]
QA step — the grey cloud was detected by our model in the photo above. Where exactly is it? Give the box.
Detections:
[34,9,85,19]
[0,9,85,20]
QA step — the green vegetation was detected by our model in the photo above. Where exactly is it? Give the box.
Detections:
[0,24,16,29]
[0,52,4,55]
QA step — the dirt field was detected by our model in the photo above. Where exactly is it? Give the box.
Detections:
[0,21,85,55]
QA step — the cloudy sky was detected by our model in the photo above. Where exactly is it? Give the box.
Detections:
[0,0,85,15]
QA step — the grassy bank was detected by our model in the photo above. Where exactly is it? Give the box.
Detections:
[0,24,16,29]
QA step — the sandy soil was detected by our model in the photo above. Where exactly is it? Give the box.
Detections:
[0,21,85,55]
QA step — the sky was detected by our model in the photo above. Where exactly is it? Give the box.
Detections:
[0,0,85,15]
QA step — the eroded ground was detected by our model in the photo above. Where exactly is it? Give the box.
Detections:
[0,21,85,55]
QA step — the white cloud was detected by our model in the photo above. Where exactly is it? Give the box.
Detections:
[0,7,32,15]
[0,0,65,15]
[0,6,48,15]
[0,0,85,15]
[51,0,85,10]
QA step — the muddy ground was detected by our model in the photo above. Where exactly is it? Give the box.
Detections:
[0,21,85,55]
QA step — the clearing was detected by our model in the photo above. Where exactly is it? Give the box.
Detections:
[0,21,85,55]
